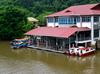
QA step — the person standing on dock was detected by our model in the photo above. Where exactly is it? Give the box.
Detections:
[54,45,56,50]
[56,46,59,50]
[54,45,59,50]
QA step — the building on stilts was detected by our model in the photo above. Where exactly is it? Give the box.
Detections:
[25,3,100,52]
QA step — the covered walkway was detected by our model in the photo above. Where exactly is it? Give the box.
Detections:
[25,27,91,51]
[28,45,67,54]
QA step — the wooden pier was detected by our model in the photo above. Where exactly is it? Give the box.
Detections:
[27,45,67,54]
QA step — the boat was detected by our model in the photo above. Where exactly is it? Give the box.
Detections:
[11,38,36,48]
[66,46,86,56]
[10,37,30,45]
[75,47,96,57]
[24,41,34,47]
[10,40,22,45]
[11,42,24,49]
[66,47,79,56]
[24,39,36,47]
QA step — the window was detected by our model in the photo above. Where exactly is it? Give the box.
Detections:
[90,48,93,50]
[48,18,54,23]
[55,18,58,22]
[58,17,75,25]
[86,49,89,52]
[82,17,91,22]
[94,30,99,37]
[71,49,74,53]
[76,17,80,22]
[59,17,66,24]
[81,50,82,53]
[94,16,99,22]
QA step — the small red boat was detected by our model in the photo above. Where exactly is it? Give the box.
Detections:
[75,47,96,57]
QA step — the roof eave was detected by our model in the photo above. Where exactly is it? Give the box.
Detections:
[45,14,100,17]
[77,30,91,32]
[25,34,68,38]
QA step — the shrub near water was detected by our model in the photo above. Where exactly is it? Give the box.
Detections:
[0,5,28,40]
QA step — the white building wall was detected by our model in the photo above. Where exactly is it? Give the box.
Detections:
[48,22,92,28]
[47,23,58,27]
[59,25,75,27]
[76,23,81,27]
[47,23,54,27]
[77,22,91,28]
[55,23,59,26]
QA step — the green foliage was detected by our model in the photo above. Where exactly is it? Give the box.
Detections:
[0,5,28,40]
[22,21,37,32]
[0,0,99,14]
[0,0,99,40]
[0,0,99,17]
[36,12,54,26]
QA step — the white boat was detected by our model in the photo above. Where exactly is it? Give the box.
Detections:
[75,47,96,56]
[66,47,79,56]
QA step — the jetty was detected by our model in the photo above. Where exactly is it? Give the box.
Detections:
[27,45,67,54]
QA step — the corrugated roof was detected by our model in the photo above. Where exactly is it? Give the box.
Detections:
[25,27,90,38]
[28,17,38,22]
[45,3,100,17]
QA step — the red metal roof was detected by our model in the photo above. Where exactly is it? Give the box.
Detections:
[45,3,100,17]
[25,27,90,38]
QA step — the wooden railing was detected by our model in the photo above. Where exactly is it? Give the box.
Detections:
[68,37,91,41]
[78,37,91,41]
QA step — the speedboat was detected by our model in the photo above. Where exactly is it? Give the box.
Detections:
[66,46,85,56]
[75,47,96,56]
[66,47,79,56]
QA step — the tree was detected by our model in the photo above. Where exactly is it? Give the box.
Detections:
[53,0,60,12]
[32,2,44,17]
[22,21,37,32]
[0,5,28,40]
[36,11,54,26]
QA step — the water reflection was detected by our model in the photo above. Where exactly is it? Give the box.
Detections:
[66,54,96,62]
[0,41,100,74]
[12,48,24,54]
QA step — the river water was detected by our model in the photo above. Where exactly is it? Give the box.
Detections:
[0,40,100,74]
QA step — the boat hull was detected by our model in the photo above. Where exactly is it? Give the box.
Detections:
[12,46,22,49]
[66,52,76,56]
[67,47,96,57]
[79,51,95,57]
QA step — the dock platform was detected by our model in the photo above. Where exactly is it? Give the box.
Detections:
[27,45,66,54]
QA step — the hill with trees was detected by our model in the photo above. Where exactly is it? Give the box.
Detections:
[0,0,99,25]
[0,0,99,39]
[0,0,99,15]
